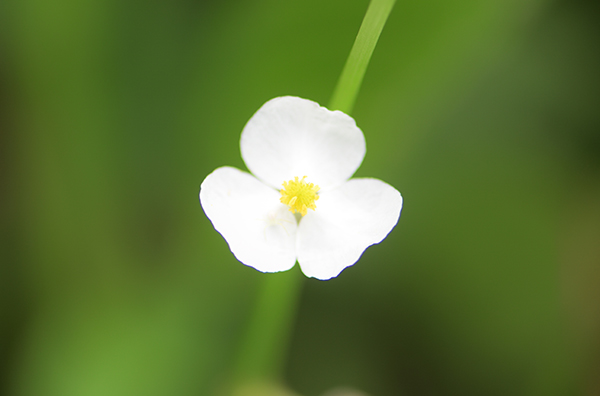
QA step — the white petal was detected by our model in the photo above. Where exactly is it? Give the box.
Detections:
[200,166,297,273]
[240,96,366,190]
[296,178,402,280]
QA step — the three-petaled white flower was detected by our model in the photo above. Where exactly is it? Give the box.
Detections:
[199,96,402,280]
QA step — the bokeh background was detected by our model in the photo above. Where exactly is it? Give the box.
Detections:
[1,0,599,395]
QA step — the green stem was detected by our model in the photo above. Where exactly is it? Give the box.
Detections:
[233,269,303,384]
[329,0,397,114]
[233,0,396,387]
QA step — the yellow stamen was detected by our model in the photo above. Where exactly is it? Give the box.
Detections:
[280,176,320,216]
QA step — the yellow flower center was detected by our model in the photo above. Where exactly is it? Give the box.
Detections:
[280,176,320,216]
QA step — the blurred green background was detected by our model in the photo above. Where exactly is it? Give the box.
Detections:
[1,0,599,395]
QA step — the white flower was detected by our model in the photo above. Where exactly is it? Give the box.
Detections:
[199,96,402,280]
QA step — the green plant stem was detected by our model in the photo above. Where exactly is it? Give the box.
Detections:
[233,0,396,387]
[233,269,303,384]
[329,0,397,114]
